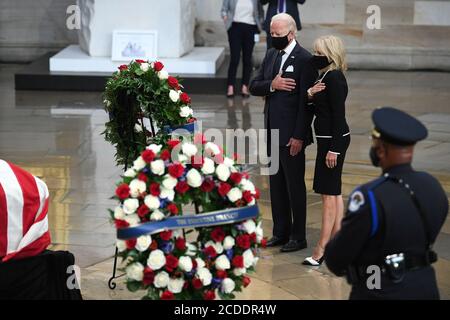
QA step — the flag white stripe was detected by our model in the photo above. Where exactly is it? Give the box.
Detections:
[15,216,48,252]
[33,176,49,221]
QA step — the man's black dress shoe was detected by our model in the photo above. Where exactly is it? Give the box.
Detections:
[266,236,289,247]
[280,239,307,252]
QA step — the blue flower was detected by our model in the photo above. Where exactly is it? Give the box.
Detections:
[225,249,234,261]
[160,241,174,254]
[211,277,223,288]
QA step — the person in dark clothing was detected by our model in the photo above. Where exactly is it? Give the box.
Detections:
[302,35,351,266]
[249,13,317,252]
[261,0,305,49]
[325,107,448,300]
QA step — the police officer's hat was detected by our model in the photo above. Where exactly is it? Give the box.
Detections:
[371,107,428,146]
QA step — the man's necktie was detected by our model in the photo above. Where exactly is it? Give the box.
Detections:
[278,0,285,13]
[272,50,285,79]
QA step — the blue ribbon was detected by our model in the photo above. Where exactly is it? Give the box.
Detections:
[163,121,196,134]
[117,205,259,240]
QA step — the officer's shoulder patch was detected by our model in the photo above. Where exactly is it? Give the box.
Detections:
[348,190,366,213]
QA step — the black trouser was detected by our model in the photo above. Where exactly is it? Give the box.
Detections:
[227,22,257,87]
[269,146,307,241]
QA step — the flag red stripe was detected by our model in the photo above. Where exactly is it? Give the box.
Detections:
[0,184,7,258]
[2,231,51,262]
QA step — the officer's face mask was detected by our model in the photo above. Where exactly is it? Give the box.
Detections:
[369,146,381,167]
[272,32,290,50]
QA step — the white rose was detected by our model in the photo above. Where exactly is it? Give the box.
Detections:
[154,271,170,288]
[256,222,264,242]
[116,240,127,252]
[248,198,256,206]
[221,278,235,294]
[160,187,175,201]
[223,236,235,250]
[240,178,256,194]
[205,241,223,254]
[223,157,234,167]
[144,195,160,210]
[133,156,146,171]
[186,168,202,188]
[233,268,246,276]
[129,179,147,198]
[147,249,166,270]
[252,256,259,267]
[123,198,139,215]
[124,214,140,226]
[169,89,180,102]
[146,144,162,154]
[205,142,220,155]
[179,106,193,118]
[227,187,242,203]
[150,209,165,221]
[158,70,169,80]
[168,277,184,294]
[242,219,256,234]
[162,174,177,190]
[243,249,255,268]
[186,243,197,256]
[201,157,215,175]
[135,235,152,252]
[216,164,230,182]
[150,160,165,176]
[178,256,193,272]
[126,262,144,281]
[124,168,137,178]
[114,206,125,220]
[195,257,205,269]
[104,99,111,107]
[196,267,212,286]
[177,154,188,164]
[182,143,198,157]
[140,62,150,72]
[215,254,231,270]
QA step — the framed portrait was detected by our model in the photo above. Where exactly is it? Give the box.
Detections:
[111,30,158,62]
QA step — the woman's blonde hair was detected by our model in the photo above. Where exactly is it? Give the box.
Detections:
[313,35,348,72]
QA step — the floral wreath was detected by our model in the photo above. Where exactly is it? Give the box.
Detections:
[110,137,266,300]
[103,60,196,168]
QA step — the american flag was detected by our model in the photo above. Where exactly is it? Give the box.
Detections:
[0,160,51,262]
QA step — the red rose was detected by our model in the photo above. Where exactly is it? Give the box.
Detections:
[190,155,204,169]
[115,184,130,200]
[200,179,215,193]
[150,183,161,196]
[235,199,246,207]
[141,149,155,163]
[161,290,174,300]
[153,61,164,72]
[216,270,228,279]
[218,182,232,197]
[192,259,198,269]
[167,139,181,150]
[115,219,129,229]
[242,172,250,179]
[193,133,206,144]
[204,245,217,258]
[249,232,257,244]
[230,172,243,184]
[211,227,225,242]
[254,188,260,199]
[160,230,173,241]
[175,181,189,194]
[187,117,196,123]
[243,276,251,287]
[168,163,184,178]
[143,267,155,285]
[137,204,150,218]
[175,237,186,251]
[236,234,251,249]
[180,92,191,104]
[167,203,179,215]
[261,238,267,248]
[160,149,171,161]
[135,59,146,64]
[118,64,128,71]
[138,173,148,182]
[203,290,215,300]
[243,190,253,204]
[126,239,136,250]
[232,255,244,268]
[150,241,158,250]
[167,76,180,90]
[165,254,179,272]
[192,278,203,290]
[233,153,239,161]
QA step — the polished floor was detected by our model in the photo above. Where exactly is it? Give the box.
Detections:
[1,64,450,299]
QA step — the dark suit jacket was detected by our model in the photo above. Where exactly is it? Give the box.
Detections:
[311,70,350,153]
[249,42,317,147]
[261,0,305,31]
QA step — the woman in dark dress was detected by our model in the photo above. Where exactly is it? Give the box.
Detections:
[303,35,350,266]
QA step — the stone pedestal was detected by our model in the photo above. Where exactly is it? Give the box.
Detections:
[77,0,195,58]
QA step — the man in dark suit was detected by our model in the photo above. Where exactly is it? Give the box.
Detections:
[249,13,316,252]
[261,0,306,48]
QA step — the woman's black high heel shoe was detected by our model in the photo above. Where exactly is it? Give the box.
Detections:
[302,256,324,266]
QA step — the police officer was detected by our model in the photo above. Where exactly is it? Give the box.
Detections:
[324,107,449,300]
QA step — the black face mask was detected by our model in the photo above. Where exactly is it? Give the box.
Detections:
[310,55,332,70]
[272,33,290,50]
[369,146,380,167]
